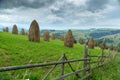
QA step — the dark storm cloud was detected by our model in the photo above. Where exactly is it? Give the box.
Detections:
[51,0,111,18]
[51,1,85,18]
[86,0,109,12]
[118,0,120,4]
[0,0,56,9]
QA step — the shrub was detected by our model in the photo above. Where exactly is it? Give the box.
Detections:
[43,30,50,41]
[79,38,84,44]
[28,20,40,42]
[64,29,74,48]
[20,28,25,35]
[51,33,56,40]
[12,24,18,34]
[117,43,120,52]
[88,37,94,49]
[100,42,106,50]
[73,38,77,44]
[110,44,113,50]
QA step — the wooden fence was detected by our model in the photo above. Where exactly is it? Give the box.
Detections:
[0,45,112,80]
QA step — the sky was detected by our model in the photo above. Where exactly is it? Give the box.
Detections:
[0,0,120,30]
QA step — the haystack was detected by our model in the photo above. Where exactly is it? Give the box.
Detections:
[28,20,40,42]
[64,29,74,48]
[12,24,18,34]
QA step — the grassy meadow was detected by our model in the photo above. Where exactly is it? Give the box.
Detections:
[0,31,112,80]
[92,53,120,80]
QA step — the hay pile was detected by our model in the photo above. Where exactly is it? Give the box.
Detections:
[43,30,50,41]
[64,30,74,48]
[28,20,40,42]
[51,33,56,40]
[88,37,94,49]
[12,25,18,34]
[20,28,25,35]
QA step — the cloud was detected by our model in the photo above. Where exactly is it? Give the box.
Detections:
[0,0,56,9]
[0,0,120,29]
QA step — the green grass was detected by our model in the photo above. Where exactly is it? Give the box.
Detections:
[0,32,109,80]
[92,52,120,80]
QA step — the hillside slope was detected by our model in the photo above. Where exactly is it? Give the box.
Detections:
[92,53,120,80]
[0,31,104,80]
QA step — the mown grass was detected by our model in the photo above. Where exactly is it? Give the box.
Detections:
[0,31,109,80]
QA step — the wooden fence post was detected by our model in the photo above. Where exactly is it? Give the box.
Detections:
[101,49,104,65]
[83,44,88,79]
[87,52,91,80]
[97,53,100,67]
[60,53,65,80]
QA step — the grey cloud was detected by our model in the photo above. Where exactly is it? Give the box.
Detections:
[118,0,120,4]
[51,0,110,18]
[86,0,110,12]
[51,1,85,18]
[0,0,56,9]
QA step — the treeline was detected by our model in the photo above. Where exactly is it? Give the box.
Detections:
[90,30,120,38]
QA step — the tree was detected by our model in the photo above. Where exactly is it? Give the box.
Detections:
[64,29,74,48]
[43,30,50,41]
[12,24,18,34]
[28,20,40,42]
[88,37,94,49]
[51,33,56,40]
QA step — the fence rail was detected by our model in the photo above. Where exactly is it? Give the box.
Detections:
[0,45,113,80]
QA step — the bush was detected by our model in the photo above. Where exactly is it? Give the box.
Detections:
[88,37,94,49]
[100,42,106,50]
[12,24,18,34]
[28,20,40,42]
[64,29,74,48]
[110,44,113,50]
[43,30,50,41]
[79,38,84,44]
[73,38,77,44]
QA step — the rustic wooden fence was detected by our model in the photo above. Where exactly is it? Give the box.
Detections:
[0,45,112,80]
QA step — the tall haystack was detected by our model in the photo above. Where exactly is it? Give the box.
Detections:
[43,30,50,41]
[64,29,74,48]
[12,24,18,34]
[28,20,40,42]
[5,27,9,32]
[20,28,25,35]
[88,37,94,49]
[51,33,56,40]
